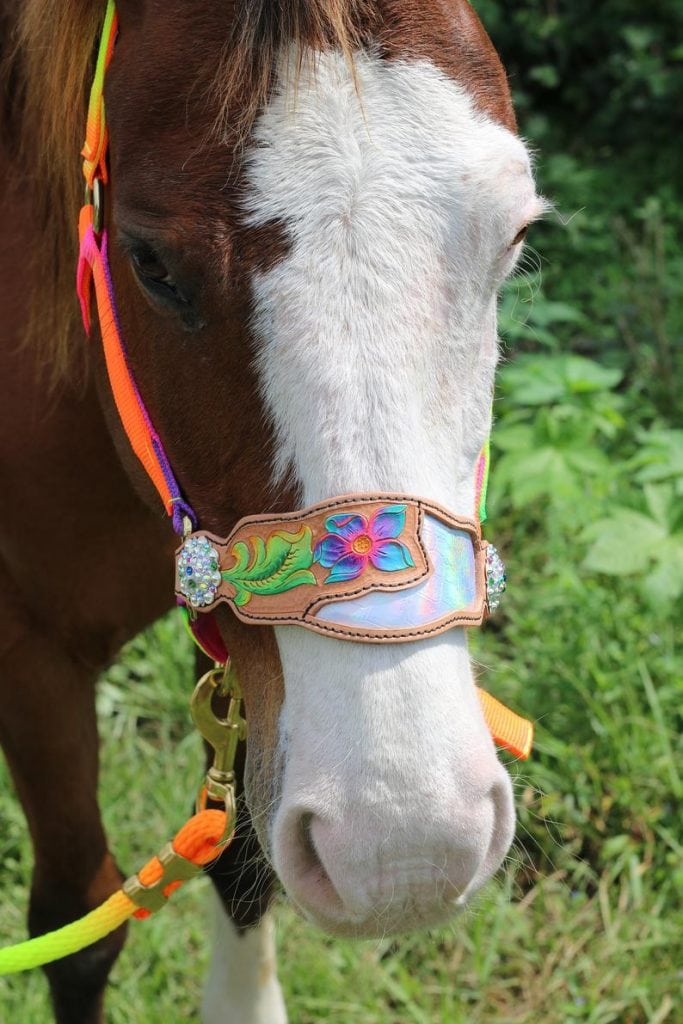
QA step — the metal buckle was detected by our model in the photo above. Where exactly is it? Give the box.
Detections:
[122,842,201,914]
[84,178,104,235]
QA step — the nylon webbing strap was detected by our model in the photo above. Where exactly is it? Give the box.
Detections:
[477,688,533,760]
[81,0,117,189]
[76,2,195,535]
[77,208,195,533]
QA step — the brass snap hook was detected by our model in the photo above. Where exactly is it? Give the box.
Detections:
[190,662,246,817]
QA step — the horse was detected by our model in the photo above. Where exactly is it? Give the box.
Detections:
[0,1,544,1021]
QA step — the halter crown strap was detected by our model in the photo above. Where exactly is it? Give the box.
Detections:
[81,0,117,189]
[76,1,195,535]
[475,436,491,524]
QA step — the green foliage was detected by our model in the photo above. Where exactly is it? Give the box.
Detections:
[471,0,683,158]
[473,1,683,421]
[492,354,622,511]
[471,1,683,971]
[584,483,683,604]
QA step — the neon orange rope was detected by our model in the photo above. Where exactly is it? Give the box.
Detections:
[0,808,228,974]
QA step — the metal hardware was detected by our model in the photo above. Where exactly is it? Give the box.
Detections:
[190,661,246,831]
[85,177,105,234]
[121,663,246,914]
[122,842,201,914]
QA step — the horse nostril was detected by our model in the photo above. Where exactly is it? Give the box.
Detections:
[284,812,347,919]
[298,813,317,870]
[272,764,516,935]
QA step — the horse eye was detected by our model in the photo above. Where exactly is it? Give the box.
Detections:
[510,225,529,247]
[131,247,172,284]
[129,245,188,306]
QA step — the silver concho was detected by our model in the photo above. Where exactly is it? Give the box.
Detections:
[485,545,507,612]
[177,535,222,608]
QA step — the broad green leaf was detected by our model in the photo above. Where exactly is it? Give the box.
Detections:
[507,448,578,507]
[526,300,587,328]
[566,449,611,475]
[634,430,683,484]
[642,549,683,607]
[500,355,622,407]
[491,424,535,452]
[644,484,676,529]
[563,356,623,394]
[583,510,668,576]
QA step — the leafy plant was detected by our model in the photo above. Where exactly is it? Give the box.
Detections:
[583,483,683,605]
[499,277,588,350]
[629,428,683,491]
[492,354,624,512]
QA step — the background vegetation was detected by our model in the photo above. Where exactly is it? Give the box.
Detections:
[1,1,681,1020]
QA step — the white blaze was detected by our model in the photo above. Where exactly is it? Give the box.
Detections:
[245,52,539,513]
[239,51,541,934]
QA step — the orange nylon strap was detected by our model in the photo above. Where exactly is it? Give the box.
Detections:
[77,3,195,532]
[477,688,533,760]
[77,205,177,516]
[82,0,118,189]
[128,808,228,920]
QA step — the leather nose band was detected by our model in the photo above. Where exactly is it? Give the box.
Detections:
[176,493,495,643]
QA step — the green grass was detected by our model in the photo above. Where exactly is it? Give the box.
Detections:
[0,603,679,1023]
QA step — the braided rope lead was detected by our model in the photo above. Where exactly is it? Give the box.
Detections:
[0,808,227,975]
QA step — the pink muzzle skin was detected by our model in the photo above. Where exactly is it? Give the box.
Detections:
[175,494,506,644]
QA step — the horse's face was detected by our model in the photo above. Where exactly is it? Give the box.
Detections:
[105,1,543,936]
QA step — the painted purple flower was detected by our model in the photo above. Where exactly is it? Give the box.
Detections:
[313,504,415,584]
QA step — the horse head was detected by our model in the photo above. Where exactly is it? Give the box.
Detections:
[100,0,544,937]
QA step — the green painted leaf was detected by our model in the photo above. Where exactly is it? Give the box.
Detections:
[222,527,316,606]
[230,541,251,575]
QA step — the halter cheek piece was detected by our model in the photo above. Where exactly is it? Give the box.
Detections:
[76,1,532,757]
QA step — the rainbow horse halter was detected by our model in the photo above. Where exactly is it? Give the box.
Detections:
[76,1,532,758]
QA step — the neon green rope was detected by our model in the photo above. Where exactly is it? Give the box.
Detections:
[90,0,116,106]
[0,892,133,975]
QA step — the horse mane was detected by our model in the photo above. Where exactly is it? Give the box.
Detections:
[217,0,374,136]
[0,0,374,382]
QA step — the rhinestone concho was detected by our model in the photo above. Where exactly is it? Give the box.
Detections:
[177,536,222,609]
[485,545,507,612]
